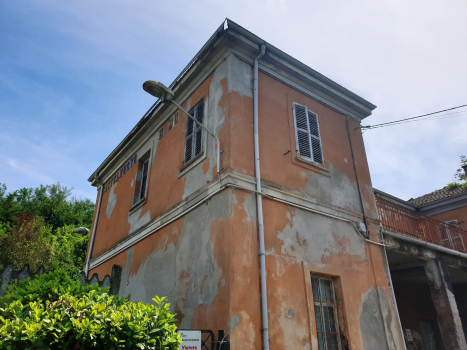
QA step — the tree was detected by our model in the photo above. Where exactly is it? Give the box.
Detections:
[0,214,54,271]
[447,155,467,190]
[0,183,95,271]
[0,183,95,231]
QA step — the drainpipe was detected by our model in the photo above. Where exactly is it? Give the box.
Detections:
[345,117,369,236]
[85,179,103,277]
[254,43,269,350]
[381,232,408,350]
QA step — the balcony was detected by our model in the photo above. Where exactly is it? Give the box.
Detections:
[375,197,467,253]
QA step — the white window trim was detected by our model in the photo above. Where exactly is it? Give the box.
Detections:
[292,102,324,166]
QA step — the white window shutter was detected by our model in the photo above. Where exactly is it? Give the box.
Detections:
[293,103,324,165]
[293,104,311,158]
[307,110,323,164]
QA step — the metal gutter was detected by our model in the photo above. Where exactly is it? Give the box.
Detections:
[374,188,417,211]
[382,229,467,259]
[253,43,270,350]
[85,185,103,276]
[225,19,376,114]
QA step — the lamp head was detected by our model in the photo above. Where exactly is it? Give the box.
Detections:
[143,80,175,101]
[74,227,90,235]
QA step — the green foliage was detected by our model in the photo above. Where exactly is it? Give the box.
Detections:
[0,269,182,350]
[0,214,55,272]
[447,155,467,190]
[0,183,94,232]
[0,183,95,271]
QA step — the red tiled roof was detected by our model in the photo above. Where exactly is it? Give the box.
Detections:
[407,186,467,208]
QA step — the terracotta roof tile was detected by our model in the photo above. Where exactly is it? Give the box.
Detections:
[407,186,467,208]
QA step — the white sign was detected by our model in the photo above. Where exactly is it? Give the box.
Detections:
[178,330,202,350]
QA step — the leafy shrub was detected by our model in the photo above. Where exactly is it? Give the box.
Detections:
[0,215,90,272]
[446,156,467,190]
[447,182,462,189]
[0,214,55,271]
[0,269,181,350]
[0,183,94,271]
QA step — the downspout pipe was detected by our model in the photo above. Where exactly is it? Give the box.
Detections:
[345,117,369,237]
[382,229,467,259]
[254,44,269,350]
[85,181,103,276]
[381,232,408,350]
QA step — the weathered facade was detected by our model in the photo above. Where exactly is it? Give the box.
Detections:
[85,20,406,349]
[375,185,467,350]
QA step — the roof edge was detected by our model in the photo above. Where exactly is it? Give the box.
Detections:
[88,18,377,184]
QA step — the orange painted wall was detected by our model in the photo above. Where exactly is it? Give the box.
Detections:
[86,53,403,349]
[431,206,467,232]
[255,71,378,221]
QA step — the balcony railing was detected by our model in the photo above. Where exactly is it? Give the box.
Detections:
[376,197,467,253]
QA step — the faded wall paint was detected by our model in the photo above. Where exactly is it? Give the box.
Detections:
[87,47,404,350]
[263,198,403,349]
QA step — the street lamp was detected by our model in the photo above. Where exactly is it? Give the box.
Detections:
[142,80,221,179]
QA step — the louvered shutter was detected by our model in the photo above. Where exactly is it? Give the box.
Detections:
[184,99,205,163]
[293,103,324,164]
[194,101,204,157]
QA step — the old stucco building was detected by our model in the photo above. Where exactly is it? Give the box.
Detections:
[83,19,436,349]
[375,181,467,350]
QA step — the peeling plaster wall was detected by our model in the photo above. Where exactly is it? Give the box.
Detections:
[304,162,362,214]
[263,198,404,350]
[120,191,230,325]
[90,188,261,348]
[257,71,379,218]
[87,47,404,350]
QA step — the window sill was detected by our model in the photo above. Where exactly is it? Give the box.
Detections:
[129,196,147,215]
[295,156,330,176]
[178,151,206,178]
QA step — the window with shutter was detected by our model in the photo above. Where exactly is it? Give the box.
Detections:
[184,99,205,164]
[293,103,324,164]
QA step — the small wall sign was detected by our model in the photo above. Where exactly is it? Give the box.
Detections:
[177,330,201,350]
[103,154,137,194]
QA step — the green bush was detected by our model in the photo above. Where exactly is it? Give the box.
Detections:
[0,269,181,350]
[0,183,94,271]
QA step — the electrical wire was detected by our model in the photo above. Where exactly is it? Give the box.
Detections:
[359,104,467,130]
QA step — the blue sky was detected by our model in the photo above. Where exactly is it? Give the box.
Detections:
[1,0,466,201]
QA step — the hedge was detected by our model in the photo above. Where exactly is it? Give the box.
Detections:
[0,268,181,349]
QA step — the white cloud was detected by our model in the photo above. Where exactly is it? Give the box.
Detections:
[1,0,466,201]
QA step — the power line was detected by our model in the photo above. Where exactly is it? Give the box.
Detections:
[359,104,467,130]
[364,111,467,130]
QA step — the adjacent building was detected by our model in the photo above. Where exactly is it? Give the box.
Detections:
[375,181,467,350]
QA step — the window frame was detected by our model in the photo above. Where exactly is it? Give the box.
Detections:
[292,102,324,165]
[130,151,151,211]
[184,98,205,165]
[310,274,344,350]
[139,159,149,201]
